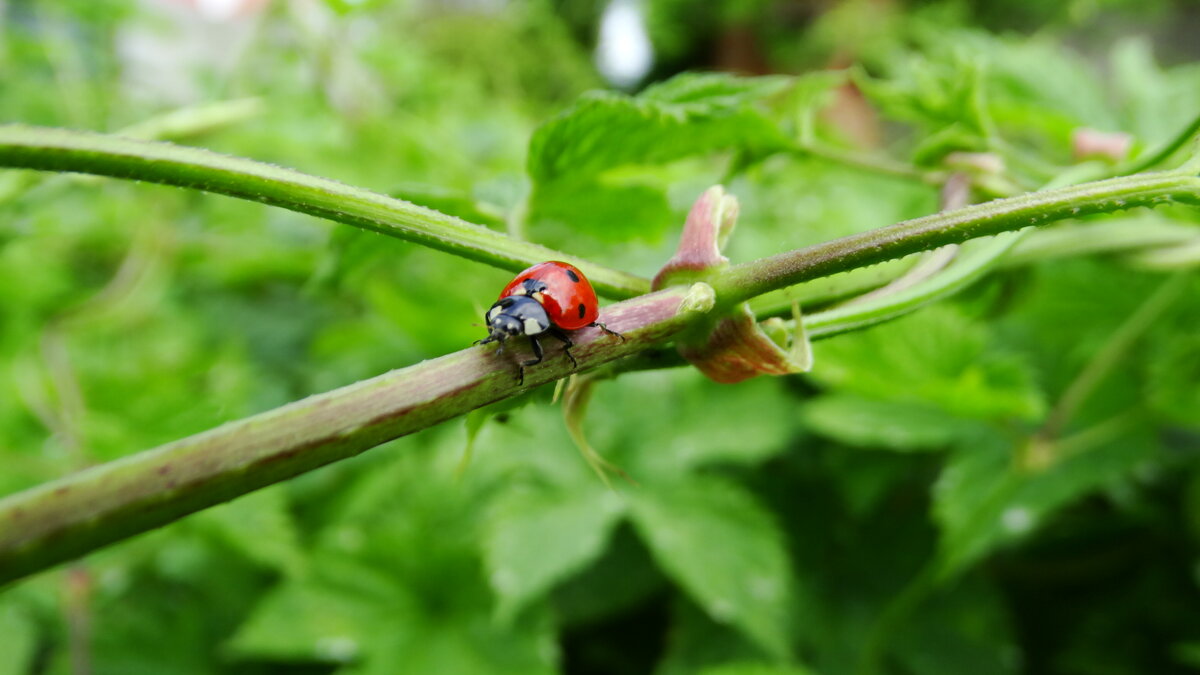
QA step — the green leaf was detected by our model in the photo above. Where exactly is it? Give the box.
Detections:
[698,664,819,675]
[552,524,666,627]
[527,179,675,242]
[932,424,1157,576]
[225,558,406,664]
[527,73,794,184]
[855,54,994,156]
[0,598,37,675]
[629,477,792,659]
[1146,332,1200,429]
[888,578,1018,675]
[194,486,305,577]
[483,483,625,621]
[1174,642,1200,668]
[809,305,1046,422]
[593,371,799,477]
[524,72,813,245]
[229,553,559,675]
[655,597,779,675]
[800,393,977,451]
[348,612,557,675]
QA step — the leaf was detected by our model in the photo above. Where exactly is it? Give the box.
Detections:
[655,597,779,675]
[524,72,828,243]
[854,54,994,156]
[629,477,793,659]
[800,393,976,451]
[1111,38,1200,144]
[591,371,800,477]
[225,558,406,664]
[229,553,560,675]
[888,578,1018,675]
[0,598,37,675]
[698,664,819,675]
[349,612,557,675]
[552,524,666,627]
[194,485,305,577]
[932,423,1158,576]
[1146,332,1200,429]
[483,483,625,621]
[527,179,675,242]
[1174,642,1200,668]
[527,73,794,184]
[809,305,1046,422]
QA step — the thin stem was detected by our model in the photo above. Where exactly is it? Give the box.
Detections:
[1035,272,1189,443]
[1005,217,1200,265]
[710,169,1200,306]
[1122,237,1200,269]
[0,125,650,299]
[803,232,1025,338]
[1124,113,1200,174]
[3,130,1200,584]
[840,172,972,305]
[857,562,939,675]
[797,143,946,184]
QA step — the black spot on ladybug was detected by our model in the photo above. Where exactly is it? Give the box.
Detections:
[565,269,580,283]
[578,303,586,319]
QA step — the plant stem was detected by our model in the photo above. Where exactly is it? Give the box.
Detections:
[0,125,650,299]
[0,287,692,585]
[797,143,946,184]
[1123,113,1200,174]
[710,169,1200,305]
[1034,272,1189,444]
[1005,217,1200,265]
[3,129,1199,584]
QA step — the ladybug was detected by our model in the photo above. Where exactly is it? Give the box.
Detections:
[478,261,623,384]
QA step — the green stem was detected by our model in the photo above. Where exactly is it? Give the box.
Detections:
[0,125,649,299]
[1005,217,1200,265]
[0,287,693,585]
[797,143,946,184]
[4,127,1200,584]
[1123,113,1200,174]
[1035,272,1189,443]
[710,168,1200,305]
[804,232,1025,338]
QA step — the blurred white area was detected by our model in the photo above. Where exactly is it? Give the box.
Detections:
[119,0,269,104]
[174,0,269,21]
[595,0,653,89]
[119,0,387,117]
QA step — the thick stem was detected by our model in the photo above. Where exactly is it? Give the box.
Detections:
[0,287,693,585]
[0,125,650,299]
[3,128,1198,585]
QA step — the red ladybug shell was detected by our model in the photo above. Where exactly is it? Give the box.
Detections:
[498,261,599,331]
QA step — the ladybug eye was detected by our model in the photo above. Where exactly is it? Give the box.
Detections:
[565,269,580,283]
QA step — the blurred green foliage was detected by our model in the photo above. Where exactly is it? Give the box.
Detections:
[2,1,1200,674]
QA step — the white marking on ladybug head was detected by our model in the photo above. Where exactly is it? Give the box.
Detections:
[486,305,504,322]
[524,318,547,335]
[531,291,545,303]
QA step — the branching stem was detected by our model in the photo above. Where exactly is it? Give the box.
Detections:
[1,125,1198,585]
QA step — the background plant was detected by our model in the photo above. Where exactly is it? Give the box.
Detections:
[1,1,1200,674]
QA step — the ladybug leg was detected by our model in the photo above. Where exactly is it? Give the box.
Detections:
[546,328,578,369]
[591,321,625,342]
[516,335,545,385]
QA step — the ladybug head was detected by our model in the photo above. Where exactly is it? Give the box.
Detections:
[480,295,550,345]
